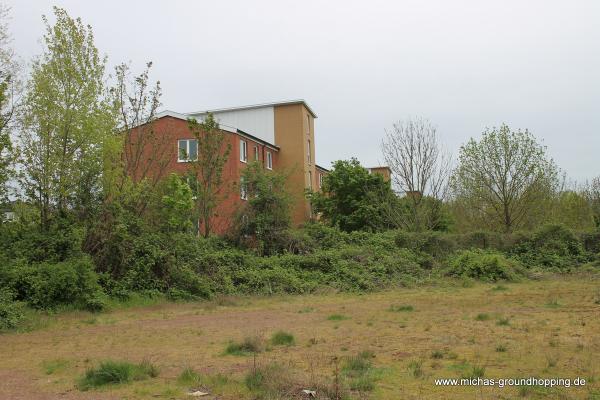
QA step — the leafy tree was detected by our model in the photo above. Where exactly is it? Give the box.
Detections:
[18,7,113,229]
[310,158,394,232]
[0,4,21,202]
[584,176,600,228]
[450,125,559,233]
[157,173,194,234]
[187,113,231,237]
[235,161,291,255]
[551,190,594,230]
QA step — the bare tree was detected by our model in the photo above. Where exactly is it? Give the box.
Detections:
[111,62,172,191]
[381,117,452,230]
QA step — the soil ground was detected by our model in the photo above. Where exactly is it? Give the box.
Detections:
[1,277,599,399]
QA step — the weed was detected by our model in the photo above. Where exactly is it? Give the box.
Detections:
[431,350,444,359]
[408,360,424,378]
[42,359,69,375]
[327,314,349,321]
[270,331,295,346]
[495,344,507,353]
[224,335,264,356]
[389,304,414,312]
[492,285,508,291]
[475,313,490,321]
[177,367,200,385]
[298,307,315,313]
[496,317,510,326]
[545,299,561,308]
[77,360,159,390]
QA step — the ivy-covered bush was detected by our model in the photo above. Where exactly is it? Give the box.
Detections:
[446,249,523,282]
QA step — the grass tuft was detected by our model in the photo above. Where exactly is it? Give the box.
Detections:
[475,313,490,321]
[327,314,349,321]
[270,331,295,346]
[77,359,159,391]
[495,344,507,353]
[224,335,264,356]
[408,360,424,378]
[389,304,414,312]
[496,317,510,326]
[177,366,201,386]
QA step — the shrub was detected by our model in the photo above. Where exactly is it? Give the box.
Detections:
[5,257,107,311]
[447,249,522,282]
[245,362,296,397]
[77,360,159,390]
[510,224,590,270]
[0,288,24,330]
[270,331,295,346]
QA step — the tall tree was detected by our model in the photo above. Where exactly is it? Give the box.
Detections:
[0,3,20,202]
[310,158,394,232]
[451,124,559,232]
[18,7,112,229]
[381,117,451,230]
[235,161,291,255]
[187,113,231,237]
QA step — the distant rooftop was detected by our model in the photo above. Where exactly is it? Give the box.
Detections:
[187,99,317,118]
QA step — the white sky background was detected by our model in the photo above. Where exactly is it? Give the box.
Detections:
[6,0,600,181]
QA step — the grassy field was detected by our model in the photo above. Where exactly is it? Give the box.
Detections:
[1,277,599,399]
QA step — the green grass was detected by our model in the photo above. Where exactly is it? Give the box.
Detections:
[496,317,510,326]
[77,360,159,390]
[177,367,201,385]
[431,350,444,359]
[327,314,349,321]
[407,360,423,378]
[389,304,414,312]
[495,343,507,353]
[270,331,295,346]
[475,313,490,321]
[42,359,69,375]
[342,351,378,392]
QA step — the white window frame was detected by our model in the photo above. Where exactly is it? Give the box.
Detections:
[240,176,248,200]
[254,145,259,161]
[319,173,323,188]
[308,170,313,190]
[177,139,198,162]
[266,151,273,170]
[240,139,248,163]
[307,139,311,164]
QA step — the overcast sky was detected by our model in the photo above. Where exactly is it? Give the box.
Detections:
[6,0,600,181]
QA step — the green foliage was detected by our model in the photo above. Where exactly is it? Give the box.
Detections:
[310,158,395,232]
[551,191,595,230]
[3,257,106,311]
[19,7,113,229]
[270,330,295,346]
[0,288,24,331]
[77,360,159,391]
[177,367,201,385]
[447,249,522,282]
[157,174,194,234]
[510,224,590,270]
[451,124,559,232]
[187,113,232,238]
[233,162,291,255]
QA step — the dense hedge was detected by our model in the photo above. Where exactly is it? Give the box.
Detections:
[1,221,599,330]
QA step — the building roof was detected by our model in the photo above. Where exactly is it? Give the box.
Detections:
[187,99,318,118]
[315,164,330,172]
[154,110,279,150]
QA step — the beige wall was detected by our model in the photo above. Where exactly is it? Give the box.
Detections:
[274,103,317,226]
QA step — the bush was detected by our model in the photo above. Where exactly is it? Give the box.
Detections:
[270,331,295,346]
[77,360,159,391]
[0,288,24,331]
[510,224,590,270]
[224,335,265,355]
[5,257,106,311]
[447,249,522,282]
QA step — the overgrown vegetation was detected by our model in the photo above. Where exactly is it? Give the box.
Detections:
[77,360,159,391]
[0,6,599,333]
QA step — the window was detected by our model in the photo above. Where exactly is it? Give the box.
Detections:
[319,173,323,188]
[306,115,310,133]
[308,170,313,190]
[307,139,311,164]
[266,151,272,170]
[254,145,259,161]
[178,139,198,162]
[240,177,248,200]
[240,139,247,162]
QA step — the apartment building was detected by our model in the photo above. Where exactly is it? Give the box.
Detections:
[129,100,320,234]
